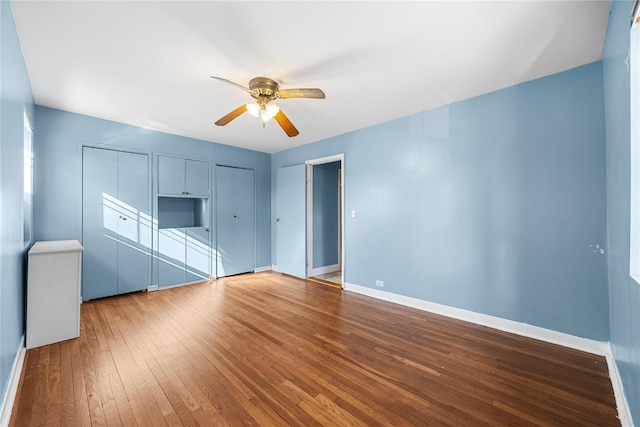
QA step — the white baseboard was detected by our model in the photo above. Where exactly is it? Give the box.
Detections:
[254,266,272,273]
[147,284,159,292]
[159,277,214,291]
[342,284,637,424]
[605,345,634,427]
[0,336,26,427]
[343,283,609,355]
[309,264,340,277]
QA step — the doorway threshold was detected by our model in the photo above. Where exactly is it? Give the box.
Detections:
[306,276,342,289]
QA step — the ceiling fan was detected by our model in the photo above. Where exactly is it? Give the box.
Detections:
[211,76,325,137]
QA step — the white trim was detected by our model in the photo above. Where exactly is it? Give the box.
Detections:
[0,336,26,427]
[309,264,340,277]
[343,283,609,355]
[340,163,344,288]
[253,265,272,273]
[159,277,213,290]
[306,163,313,277]
[305,154,344,166]
[23,109,34,247]
[304,153,345,285]
[630,27,640,285]
[606,345,634,427]
[147,284,159,292]
[338,168,342,271]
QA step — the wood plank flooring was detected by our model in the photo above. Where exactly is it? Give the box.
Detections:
[10,271,620,426]
[311,270,342,286]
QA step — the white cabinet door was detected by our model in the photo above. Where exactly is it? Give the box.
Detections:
[158,155,210,196]
[158,155,185,195]
[185,159,210,196]
[158,228,187,286]
[158,227,212,286]
[186,228,211,282]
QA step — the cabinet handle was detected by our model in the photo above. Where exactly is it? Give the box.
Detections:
[233,215,238,218]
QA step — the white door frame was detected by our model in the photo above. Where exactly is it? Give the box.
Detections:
[305,154,345,286]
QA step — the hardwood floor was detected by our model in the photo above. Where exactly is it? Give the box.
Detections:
[10,272,620,426]
[311,270,342,286]
[306,275,342,290]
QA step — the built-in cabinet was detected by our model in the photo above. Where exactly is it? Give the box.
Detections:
[158,227,212,286]
[82,147,151,300]
[158,155,209,196]
[157,155,213,287]
[82,149,259,291]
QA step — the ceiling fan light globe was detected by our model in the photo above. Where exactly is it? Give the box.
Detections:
[263,104,280,122]
[246,102,260,117]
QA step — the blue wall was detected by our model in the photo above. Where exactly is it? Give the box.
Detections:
[273,61,609,341]
[32,107,272,279]
[0,0,34,407]
[4,1,629,417]
[603,0,640,424]
[312,161,340,269]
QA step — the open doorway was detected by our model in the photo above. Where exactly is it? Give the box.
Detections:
[306,154,344,288]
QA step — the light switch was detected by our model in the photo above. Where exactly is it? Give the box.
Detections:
[351,210,357,218]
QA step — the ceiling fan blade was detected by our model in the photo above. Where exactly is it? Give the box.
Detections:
[215,104,247,126]
[210,76,255,95]
[276,88,325,99]
[273,110,299,137]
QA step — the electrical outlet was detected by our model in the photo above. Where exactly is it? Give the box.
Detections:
[376,280,384,287]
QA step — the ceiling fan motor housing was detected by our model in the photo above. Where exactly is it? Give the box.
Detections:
[249,77,280,99]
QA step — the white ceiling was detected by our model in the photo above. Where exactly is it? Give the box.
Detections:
[11,1,611,154]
